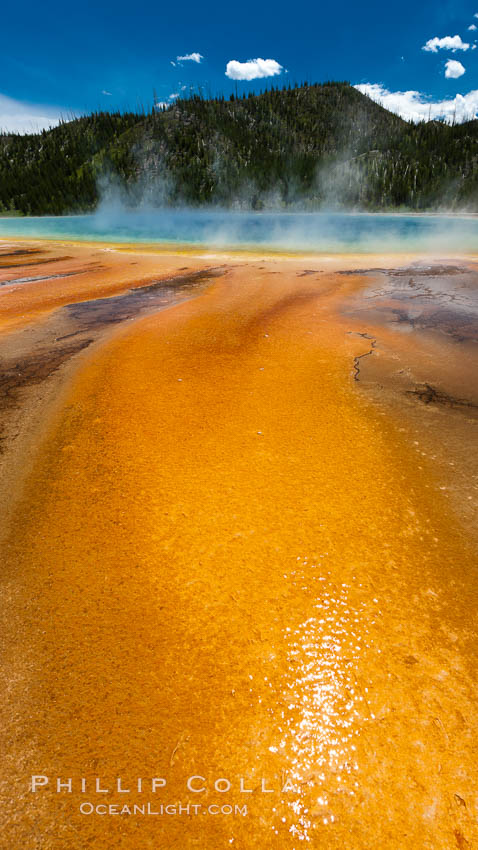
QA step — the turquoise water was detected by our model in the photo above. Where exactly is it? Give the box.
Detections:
[0,211,477,253]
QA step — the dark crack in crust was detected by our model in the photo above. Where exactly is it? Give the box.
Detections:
[347,331,377,381]
[406,383,478,410]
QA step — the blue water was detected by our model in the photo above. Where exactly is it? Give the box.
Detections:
[0,210,477,253]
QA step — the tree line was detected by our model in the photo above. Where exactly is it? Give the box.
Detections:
[0,82,477,214]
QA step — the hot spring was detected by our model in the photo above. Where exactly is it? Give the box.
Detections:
[0,210,477,253]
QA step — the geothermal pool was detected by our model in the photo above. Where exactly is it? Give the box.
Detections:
[0,210,478,252]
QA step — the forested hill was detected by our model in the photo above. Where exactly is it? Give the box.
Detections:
[1,82,477,214]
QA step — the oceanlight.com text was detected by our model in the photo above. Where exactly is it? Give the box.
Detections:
[79,802,248,816]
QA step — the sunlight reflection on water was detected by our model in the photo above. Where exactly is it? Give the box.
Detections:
[275,556,380,841]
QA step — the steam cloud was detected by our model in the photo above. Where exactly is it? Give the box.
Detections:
[59,204,478,256]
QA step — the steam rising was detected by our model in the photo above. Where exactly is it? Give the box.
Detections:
[1,157,477,254]
[92,207,478,253]
[1,205,478,254]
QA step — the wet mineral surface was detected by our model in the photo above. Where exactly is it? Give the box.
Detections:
[0,243,477,849]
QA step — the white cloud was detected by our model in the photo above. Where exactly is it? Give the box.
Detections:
[445,59,465,78]
[101,90,112,96]
[155,101,169,109]
[355,82,478,123]
[176,52,203,63]
[0,92,64,134]
[468,23,477,30]
[225,58,283,81]
[422,35,470,52]
[168,92,179,100]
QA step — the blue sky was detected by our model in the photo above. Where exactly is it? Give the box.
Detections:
[1,0,478,131]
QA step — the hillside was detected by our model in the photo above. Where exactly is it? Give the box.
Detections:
[1,82,477,214]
